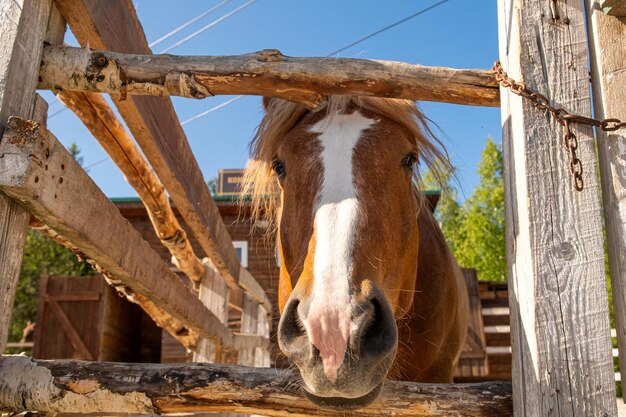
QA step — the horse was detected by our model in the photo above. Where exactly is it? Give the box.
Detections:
[243,96,469,409]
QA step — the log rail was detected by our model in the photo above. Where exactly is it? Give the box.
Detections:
[38,45,500,108]
[0,356,513,416]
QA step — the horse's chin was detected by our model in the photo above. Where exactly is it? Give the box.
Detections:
[302,381,384,410]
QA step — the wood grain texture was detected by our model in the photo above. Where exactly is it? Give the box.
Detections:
[38,45,500,108]
[497,0,617,416]
[0,197,30,351]
[586,0,626,395]
[53,0,260,306]
[193,260,229,363]
[0,0,53,351]
[56,90,205,282]
[0,116,266,351]
[238,293,258,366]
[0,355,513,416]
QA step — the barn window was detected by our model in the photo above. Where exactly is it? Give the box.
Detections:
[233,240,248,268]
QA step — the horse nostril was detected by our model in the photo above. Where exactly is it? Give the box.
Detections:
[278,297,309,362]
[359,297,398,359]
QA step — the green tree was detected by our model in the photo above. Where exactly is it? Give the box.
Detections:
[422,161,463,255]
[423,137,506,282]
[454,138,506,281]
[7,143,94,346]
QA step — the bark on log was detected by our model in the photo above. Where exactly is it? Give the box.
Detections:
[0,355,512,416]
[38,46,500,108]
[56,90,205,282]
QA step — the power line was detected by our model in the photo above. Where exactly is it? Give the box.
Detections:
[84,156,111,170]
[181,96,243,126]
[159,0,258,54]
[326,0,450,57]
[181,1,450,126]
[149,0,235,48]
[49,0,254,120]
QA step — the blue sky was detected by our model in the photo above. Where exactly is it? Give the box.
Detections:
[41,0,501,200]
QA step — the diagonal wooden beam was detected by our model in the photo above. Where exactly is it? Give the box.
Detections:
[0,116,266,351]
[54,0,270,315]
[56,90,206,283]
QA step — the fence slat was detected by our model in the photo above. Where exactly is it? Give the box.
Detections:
[586,0,626,396]
[194,260,230,363]
[497,0,617,415]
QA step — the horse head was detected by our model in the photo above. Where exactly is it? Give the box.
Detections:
[245,96,449,409]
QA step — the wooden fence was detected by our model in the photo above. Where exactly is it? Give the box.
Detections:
[1,0,625,416]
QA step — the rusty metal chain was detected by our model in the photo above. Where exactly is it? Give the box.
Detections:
[492,60,626,191]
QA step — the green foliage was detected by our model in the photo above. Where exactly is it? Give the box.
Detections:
[423,137,506,282]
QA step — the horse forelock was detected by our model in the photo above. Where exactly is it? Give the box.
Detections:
[242,95,451,233]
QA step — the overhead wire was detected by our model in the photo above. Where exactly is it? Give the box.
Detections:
[49,0,253,120]
[158,0,258,54]
[326,0,449,57]
[181,0,451,126]
[149,0,235,48]
[181,96,243,126]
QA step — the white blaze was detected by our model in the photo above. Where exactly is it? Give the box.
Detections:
[302,110,374,384]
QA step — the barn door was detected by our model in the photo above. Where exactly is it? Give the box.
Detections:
[33,275,103,360]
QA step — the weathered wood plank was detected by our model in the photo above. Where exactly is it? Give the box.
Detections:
[0,197,30,351]
[0,0,54,351]
[56,90,205,282]
[0,355,513,416]
[38,46,500,108]
[238,294,258,366]
[497,1,617,416]
[254,302,270,367]
[53,0,254,304]
[586,0,626,397]
[0,116,264,351]
[601,0,626,16]
[193,260,229,363]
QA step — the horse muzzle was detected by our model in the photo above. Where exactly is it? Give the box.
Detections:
[277,287,398,409]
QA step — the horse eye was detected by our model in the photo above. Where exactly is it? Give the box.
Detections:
[272,158,286,177]
[401,154,417,169]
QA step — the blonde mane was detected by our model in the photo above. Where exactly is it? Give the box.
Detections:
[242,96,451,230]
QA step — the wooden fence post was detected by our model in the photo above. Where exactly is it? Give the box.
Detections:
[0,0,54,351]
[497,0,617,415]
[586,0,626,395]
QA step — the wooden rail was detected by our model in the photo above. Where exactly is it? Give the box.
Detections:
[0,356,513,416]
[56,90,206,283]
[0,116,266,351]
[38,45,499,108]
